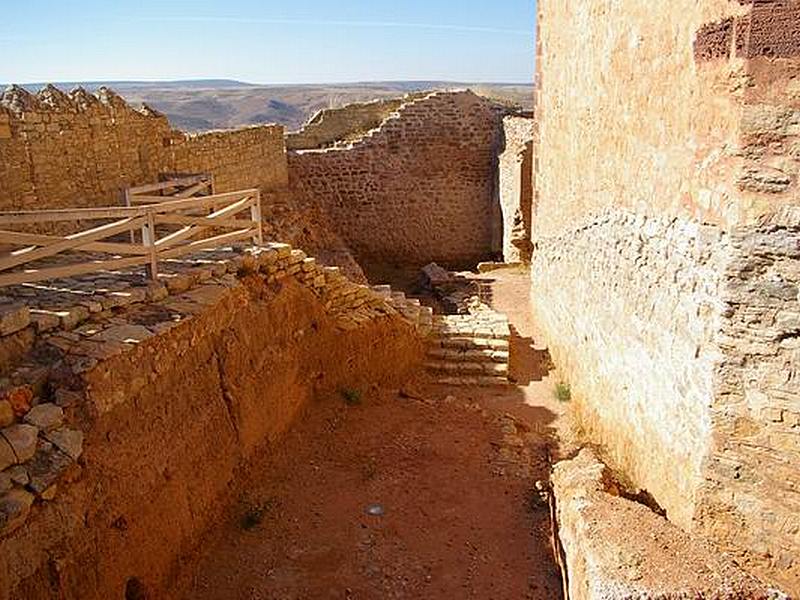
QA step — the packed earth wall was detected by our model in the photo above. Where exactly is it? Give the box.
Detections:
[0,248,424,600]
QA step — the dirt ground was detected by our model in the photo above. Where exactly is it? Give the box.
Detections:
[170,267,568,600]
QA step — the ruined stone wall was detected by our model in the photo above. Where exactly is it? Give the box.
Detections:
[533,0,800,591]
[498,115,534,263]
[0,85,288,216]
[285,93,427,150]
[172,126,288,195]
[288,91,504,272]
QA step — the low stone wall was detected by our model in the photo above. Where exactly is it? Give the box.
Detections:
[0,243,426,600]
[552,449,771,599]
[285,93,427,150]
[498,115,534,263]
[288,91,505,272]
[0,85,288,219]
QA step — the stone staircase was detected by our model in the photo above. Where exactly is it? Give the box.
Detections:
[425,312,511,386]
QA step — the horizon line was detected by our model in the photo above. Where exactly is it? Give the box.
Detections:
[2,78,536,89]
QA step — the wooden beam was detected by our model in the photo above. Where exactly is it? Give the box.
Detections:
[154,196,254,250]
[127,174,208,196]
[0,255,149,287]
[158,227,255,260]
[157,215,252,228]
[0,231,149,256]
[0,217,146,272]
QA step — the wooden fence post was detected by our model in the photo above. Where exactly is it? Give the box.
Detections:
[143,210,159,280]
[124,188,136,244]
[251,191,264,245]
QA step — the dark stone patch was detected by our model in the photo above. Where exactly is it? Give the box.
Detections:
[696,1,800,62]
[694,18,733,62]
[24,443,73,494]
[738,0,800,59]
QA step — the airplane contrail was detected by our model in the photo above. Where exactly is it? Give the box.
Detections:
[123,15,530,36]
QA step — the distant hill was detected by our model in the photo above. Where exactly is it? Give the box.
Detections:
[7,80,533,132]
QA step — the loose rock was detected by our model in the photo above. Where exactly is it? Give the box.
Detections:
[2,386,33,417]
[25,444,73,494]
[0,400,13,428]
[0,304,30,336]
[6,465,28,486]
[45,427,84,460]
[0,437,15,471]
[24,403,64,431]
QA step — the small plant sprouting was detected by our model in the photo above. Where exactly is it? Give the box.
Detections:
[554,382,571,403]
[341,388,362,406]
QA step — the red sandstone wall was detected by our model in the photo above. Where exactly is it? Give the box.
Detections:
[288,91,505,272]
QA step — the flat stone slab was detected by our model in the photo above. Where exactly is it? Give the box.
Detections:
[0,303,30,337]
[92,324,153,345]
[24,403,64,432]
[0,437,15,471]
[44,428,83,460]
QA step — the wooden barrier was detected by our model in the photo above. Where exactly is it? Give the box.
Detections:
[0,189,262,286]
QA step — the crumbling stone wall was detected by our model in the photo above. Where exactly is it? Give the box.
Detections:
[498,115,534,263]
[533,0,800,591]
[0,85,288,217]
[288,91,505,273]
[285,93,427,150]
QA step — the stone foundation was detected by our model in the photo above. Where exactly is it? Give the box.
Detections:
[532,0,800,592]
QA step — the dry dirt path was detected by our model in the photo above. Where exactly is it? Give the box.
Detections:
[171,267,566,600]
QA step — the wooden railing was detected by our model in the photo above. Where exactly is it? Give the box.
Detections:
[0,189,263,287]
[124,174,215,207]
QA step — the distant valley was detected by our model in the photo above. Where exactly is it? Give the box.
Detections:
[15,80,533,132]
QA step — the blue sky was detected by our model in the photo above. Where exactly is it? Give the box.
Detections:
[2,0,536,84]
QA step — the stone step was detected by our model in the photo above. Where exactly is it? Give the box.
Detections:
[435,375,511,387]
[425,360,508,376]
[432,336,509,351]
[427,347,509,363]
[433,325,511,340]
